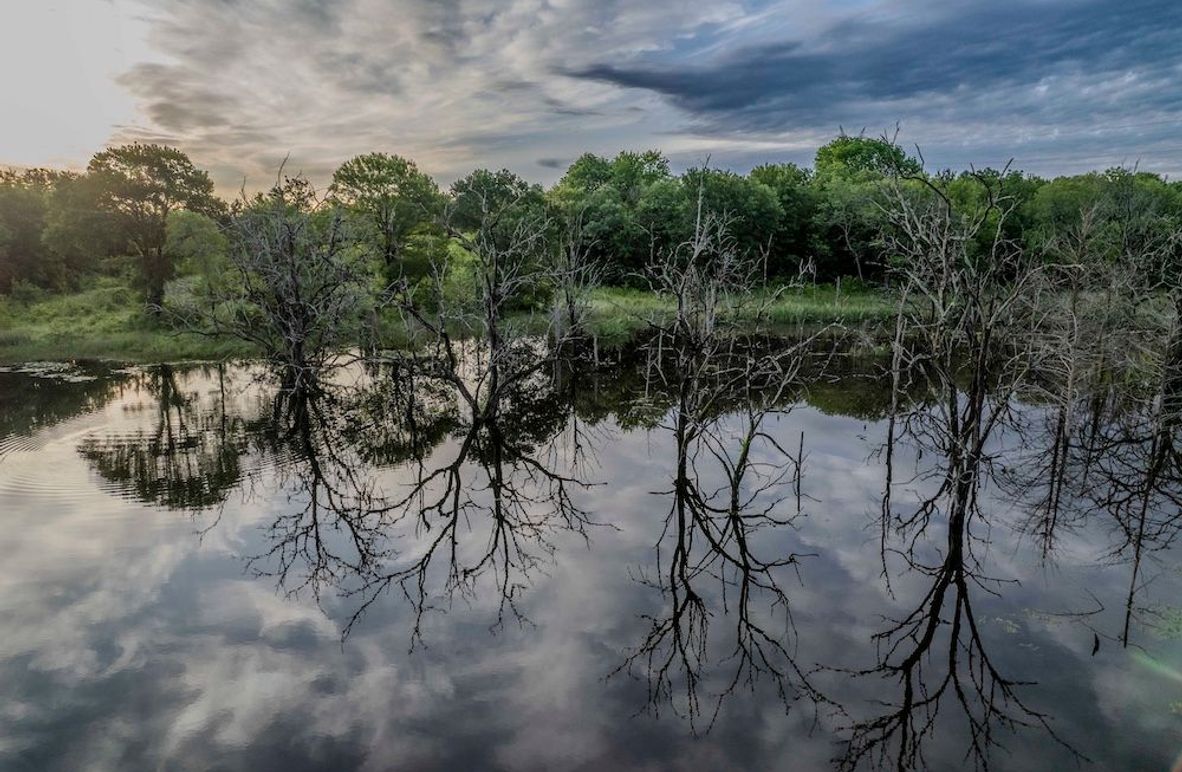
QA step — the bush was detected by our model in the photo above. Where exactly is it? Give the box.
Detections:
[9,280,47,306]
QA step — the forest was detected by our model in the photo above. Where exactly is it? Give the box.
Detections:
[0,134,1180,363]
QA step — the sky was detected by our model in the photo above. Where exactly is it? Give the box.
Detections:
[2,0,1181,192]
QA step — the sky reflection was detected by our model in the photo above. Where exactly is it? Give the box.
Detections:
[0,360,1179,771]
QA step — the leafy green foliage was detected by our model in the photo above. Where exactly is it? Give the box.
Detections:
[814,135,923,178]
[0,170,57,291]
[330,153,444,281]
[548,150,673,282]
[6,134,1182,365]
[166,210,228,281]
[85,144,223,305]
[749,163,816,272]
[682,167,782,264]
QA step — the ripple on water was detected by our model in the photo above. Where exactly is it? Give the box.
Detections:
[0,434,43,460]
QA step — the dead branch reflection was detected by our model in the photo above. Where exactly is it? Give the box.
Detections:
[838,168,1081,771]
[614,202,836,731]
[238,343,605,645]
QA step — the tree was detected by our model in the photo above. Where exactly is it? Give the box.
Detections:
[549,150,672,283]
[165,210,228,283]
[814,134,923,178]
[681,167,782,276]
[809,173,883,281]
[0,170,57,291]
[329,153,443,278]
[749,163,817,274]
[445,169,551,311]
[946,168,1044,261]
[555,153,613,194]
[171,177,376,388]
[41,171,119,285]
[87,144,223,306]
[606,149,670,204]
[449,168,547,244]
[809,135,924,281]
[634,178,691,273]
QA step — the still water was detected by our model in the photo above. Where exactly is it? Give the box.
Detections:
[0,347,1179,771]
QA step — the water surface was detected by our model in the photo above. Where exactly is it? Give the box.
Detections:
[0,352,1179,771]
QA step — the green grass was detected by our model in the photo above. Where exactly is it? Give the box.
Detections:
[585,284,895,343]
[0,277,255,363]
[0,277,894,364]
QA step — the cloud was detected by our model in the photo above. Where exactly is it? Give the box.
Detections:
[108,0,740,190]
[577,0,1182,120]
[6,0,1181,190]
[569,0,1182,175]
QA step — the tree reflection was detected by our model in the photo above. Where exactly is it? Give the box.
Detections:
[838,169,1080,770]
[1074,354,1182,648]
[0,363,129,445]
[345,369,599,641]
[619,346,829,731]
[229,342,603,644]
[77,364,257,511]
[614,206,836,731]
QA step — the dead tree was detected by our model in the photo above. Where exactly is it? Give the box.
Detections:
[838,166,1081,771]
[168,174,379,393]
[548,210,604,351]
[615,189,836,730]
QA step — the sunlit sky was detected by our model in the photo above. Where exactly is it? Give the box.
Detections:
[3,0,1180,192]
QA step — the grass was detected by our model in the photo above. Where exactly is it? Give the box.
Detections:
[0,277,255,363]
[584,283,896,343]
[0,277,895,364]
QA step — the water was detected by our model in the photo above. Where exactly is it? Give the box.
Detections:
[0,347,1179,771]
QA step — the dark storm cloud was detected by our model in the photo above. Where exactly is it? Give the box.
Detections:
[572,0,1182,130]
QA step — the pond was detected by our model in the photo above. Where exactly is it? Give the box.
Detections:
[0,342,1179,771]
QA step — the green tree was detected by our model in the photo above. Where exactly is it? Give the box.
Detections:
[682,167,782,276]
[749,163,817,274]
[448,169,550,310]
[450,168,546,236]
[809,174,883,280]
[329,153,443,277]
[41,171,120,286]
[809,136,925,280]
[814,135,923,178]
[607,150,670,204]
[634,178,691,274]
[556,153,613,194]
[166,210,228,282]
[86,144,223,306]
[945,168,1044,262]
[549,150,672,282]
[0,170,57,291]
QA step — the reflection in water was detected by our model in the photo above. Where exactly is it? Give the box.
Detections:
[2,335,1181,770]
[845,338,1076,768]
[77,365,259,511]
[0,362,130,456]
[298,352,601,642]
[1077,352,1182,649]
[616,320,830,730]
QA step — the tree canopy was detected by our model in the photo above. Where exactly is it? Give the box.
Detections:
[3,135,1182,306]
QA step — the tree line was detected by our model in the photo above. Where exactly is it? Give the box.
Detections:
[2,135,1181,308]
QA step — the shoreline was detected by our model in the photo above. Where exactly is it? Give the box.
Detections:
[0,281,895,365]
